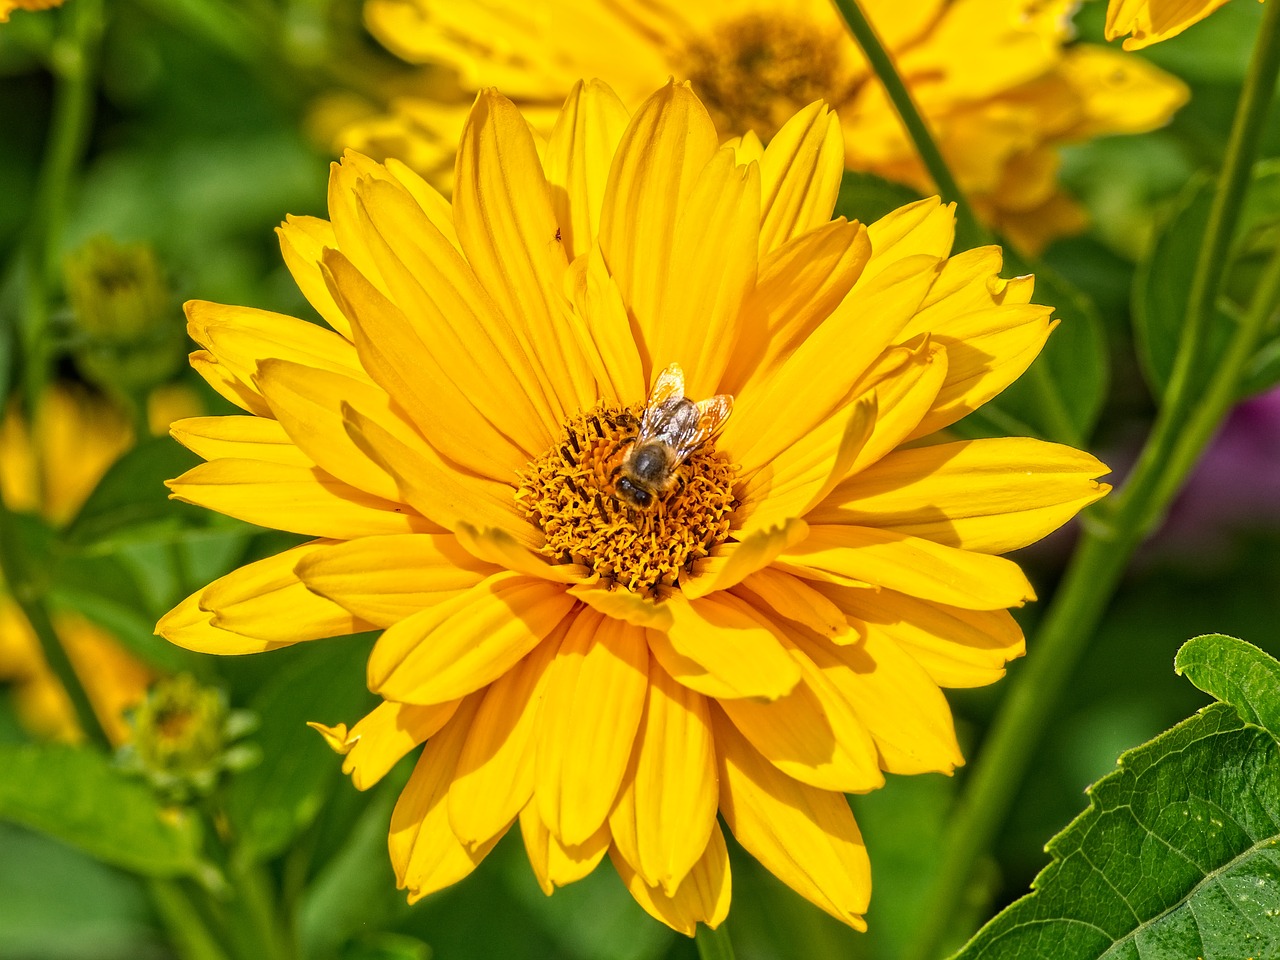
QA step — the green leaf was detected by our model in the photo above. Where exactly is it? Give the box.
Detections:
[953,653,1280,959]
[62,436,202,547]
[0,743,209,880]
[225,637,375,861]
[834,171,925,227]
[1133,161,1280,402]
[1176,633,1280,738]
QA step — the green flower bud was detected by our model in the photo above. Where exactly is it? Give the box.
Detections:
[63,235,183,396]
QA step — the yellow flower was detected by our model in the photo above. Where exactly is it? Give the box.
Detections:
[0,0,64,21]
[0,386,175,744]
[158,80,1110,932]
[335,0,1188,251]
[1106,0,1259,49]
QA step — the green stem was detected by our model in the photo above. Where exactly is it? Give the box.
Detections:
[695,923,737,960]
[907,7,1280,953]
[828,0,989,249]
[20,0,105,411]
[0,495,111,749]
[223,855,290,960]
[147,879,234,960]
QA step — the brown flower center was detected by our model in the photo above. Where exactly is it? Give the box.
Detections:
[515,404,738,597]
[683,12,853,139]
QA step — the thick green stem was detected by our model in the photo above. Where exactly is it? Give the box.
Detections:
[828,0,989,248]
[906,7,1280,951]
[695,923,737,960]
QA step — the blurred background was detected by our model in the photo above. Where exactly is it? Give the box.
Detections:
[1,0,1277,958]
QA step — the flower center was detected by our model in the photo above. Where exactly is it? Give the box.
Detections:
[516,404,738,597]
[683,12,853,139]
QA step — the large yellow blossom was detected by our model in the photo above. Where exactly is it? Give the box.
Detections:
[335,0,1188,251]
[159,80,1109,932]
[1106,0,1262,48]
[0,386,168,744]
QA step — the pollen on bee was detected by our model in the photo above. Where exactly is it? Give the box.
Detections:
[515,403,738,597]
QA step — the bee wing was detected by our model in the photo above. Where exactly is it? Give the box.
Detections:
[647,363,686,407]
[670,394,733,460]
[639,363,688,440]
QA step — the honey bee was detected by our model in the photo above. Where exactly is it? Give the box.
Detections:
[613,363,733,509]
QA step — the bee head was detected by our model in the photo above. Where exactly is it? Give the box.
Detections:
[615,476,652,508]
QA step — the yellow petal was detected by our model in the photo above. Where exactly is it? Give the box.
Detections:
[724,254,939,469]
[537,611,648,846]
[1105,0,1232,50]
[276,215,351,337]
[157,589,293,655]
[189,349,270,417]
[855,198,955,289]
[908,306,1055,440]
[759,101,844,255]
[454,523,591,584]
[649,146,760,400]
[789,629,963,776]
[721,218,871,395]
[340,401,539,548]
[368,572,574,705]
[598,80,719,376]
[682,518,810,600]
[348,174,560,452]
[844,338,948,474]
[450,633,562,849]
[651,593,800,700]
[629,663,718,895]
[714,708,870,930]
[294,533,495,628]
[817,584,1026,689]
[309,698,459,791]
[321,246,536,479]
[185,300,365,402]
[170,416,311,467]
[200,540,374,643]
[543,79,631,261]
[812,438,1111,553]
[610,823,731,937]
[717,632,882,794]
[166,459,435,539]
[732,568,850,641]
[734,397,875,537]
[564,246,646,405]
[253,359,413,502]
[390,696,505,903]
[454,89,596,419]
[519,802,610,895]
[781,525,1036,611]
[568,582,673,630]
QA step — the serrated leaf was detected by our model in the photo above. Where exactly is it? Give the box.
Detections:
[1176,633,1280,739]
[0,743,209,879]
[1133,161,1280,402]
[62,437,202,547]
[225,637,375,861]
[953,695,1280,958]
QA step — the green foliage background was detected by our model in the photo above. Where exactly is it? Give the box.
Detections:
[1,1,1279,959]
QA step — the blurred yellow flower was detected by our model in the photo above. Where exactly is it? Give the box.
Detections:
[0,386,193,743]
[160,80,1109,930]
[1106,0,1261,49]
[333,0,1188,251]
[0,0,64,21]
